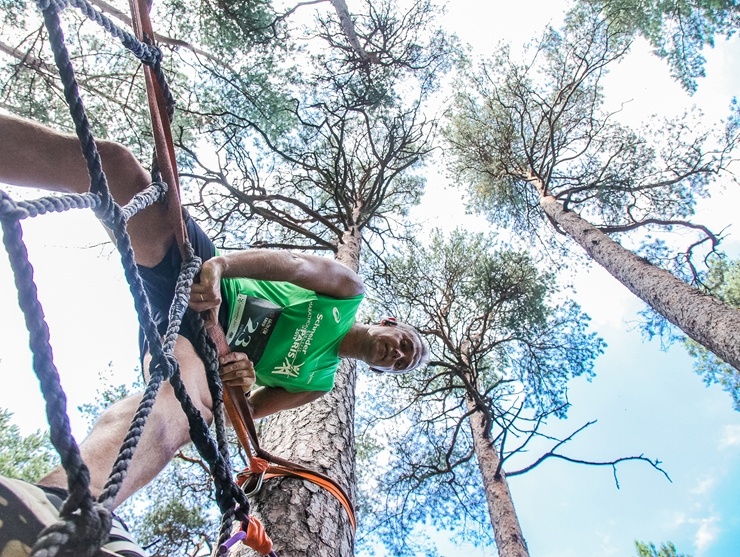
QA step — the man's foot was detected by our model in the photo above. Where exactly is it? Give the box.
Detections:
[0,476,149,556]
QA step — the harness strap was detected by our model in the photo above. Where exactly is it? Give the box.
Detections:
[127,0,188,259]
[236,465,357,531]
[207,323,357,530]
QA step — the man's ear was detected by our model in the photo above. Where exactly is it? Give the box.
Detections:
[380,317,397,327]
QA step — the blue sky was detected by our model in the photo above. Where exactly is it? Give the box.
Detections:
[510,268,740,557]
[403,2,740,556]
[2,1,740,556]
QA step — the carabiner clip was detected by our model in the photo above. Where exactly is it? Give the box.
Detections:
[241,469,267,496]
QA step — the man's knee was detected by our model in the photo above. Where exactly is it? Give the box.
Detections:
[97,140,150,205]
[94,393,141,430]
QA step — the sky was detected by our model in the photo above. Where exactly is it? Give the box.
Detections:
[402,2,740,557]
[1,1,740,557]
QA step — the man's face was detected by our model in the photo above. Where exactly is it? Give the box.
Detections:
[365,321,422,374]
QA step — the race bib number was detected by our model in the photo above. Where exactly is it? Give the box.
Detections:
[225,295,282,364]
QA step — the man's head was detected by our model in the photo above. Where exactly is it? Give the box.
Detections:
[363,317,430,374]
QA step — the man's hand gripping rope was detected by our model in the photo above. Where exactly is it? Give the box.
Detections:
[188,258,256,391]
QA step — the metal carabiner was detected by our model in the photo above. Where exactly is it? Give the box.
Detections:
[241,469,267,496]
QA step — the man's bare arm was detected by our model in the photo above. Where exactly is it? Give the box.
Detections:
[0,114,145,196]
[191,249,365,307]
[0,115,86,191]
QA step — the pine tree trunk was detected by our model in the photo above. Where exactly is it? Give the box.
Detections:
[540,194,740,370]
[465,397,529,557]
[238,228,362,557]
[329,0,373,63]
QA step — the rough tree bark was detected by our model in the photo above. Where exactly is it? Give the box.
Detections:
[239,227,362,557]
[539,193,740,371]
[465,396,529,557]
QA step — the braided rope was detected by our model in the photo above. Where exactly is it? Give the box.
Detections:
[0,194,106,557]
[0,0,252,553]
[186,311,252,547]
[37,0,162,65]
[121,181,168,222]
[2,192,103,217]
[40,3,119,230]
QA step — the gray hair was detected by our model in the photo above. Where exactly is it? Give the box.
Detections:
[395,321,431,372]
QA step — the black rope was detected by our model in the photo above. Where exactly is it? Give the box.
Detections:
[0,193,108,557]
[38,0,163,66]
[4,192,103,216]
[186,310,252,547]
[0,0,253,553]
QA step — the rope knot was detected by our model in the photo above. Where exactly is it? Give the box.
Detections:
[154,180,168,198]
[164,352,180,379]
[0,191,29,221]
[32,502,112,557]
[141,44,163,66]
[149,352,178,382]
[76,503,113,554]
[91,189,118,223]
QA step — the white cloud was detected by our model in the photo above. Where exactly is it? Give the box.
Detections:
[596,532,620,557]
[694,515,720,553]
[690,475,717,496]
[671,512,720,553]
[719,424,740,448]
[672,513,687,528]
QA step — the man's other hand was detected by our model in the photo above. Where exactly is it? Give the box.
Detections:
[219,352,255,390]
[190,258,225,323]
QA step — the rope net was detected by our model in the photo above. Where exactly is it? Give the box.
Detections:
[0,0,251,554]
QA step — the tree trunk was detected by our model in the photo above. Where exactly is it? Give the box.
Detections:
[239,228,362,557]
[465,397,529,557]
[540,194,740,371]
[329,0,373,64]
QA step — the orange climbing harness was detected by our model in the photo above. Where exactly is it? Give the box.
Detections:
[127,0,357,548]
[208,324,358,532]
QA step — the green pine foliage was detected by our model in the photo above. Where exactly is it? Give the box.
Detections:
[635,540,693,557]
[578,0,740,93]
[445,5,735,259]
[444,4,740,407]
[358,229,605,554]
[683,258,740,408]
[0,408,58,483]
[0,0,290,161]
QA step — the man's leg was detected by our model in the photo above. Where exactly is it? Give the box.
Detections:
[0,116,213,505]
[0,114,172,267]
[38,337,214,508]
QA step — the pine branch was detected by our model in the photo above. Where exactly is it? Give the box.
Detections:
[506,421,671,488]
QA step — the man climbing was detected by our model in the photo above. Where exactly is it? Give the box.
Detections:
[0,114,428,555]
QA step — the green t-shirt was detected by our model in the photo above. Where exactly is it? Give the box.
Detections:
[220,277,363,392]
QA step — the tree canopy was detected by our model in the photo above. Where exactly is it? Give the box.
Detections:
[0,408,58,483]
[184,0,454,255]
[445,4,740,381]
[447,6,736,269]
[635,540,693,557]
[578,0,740,93]
[358,228,608,555]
